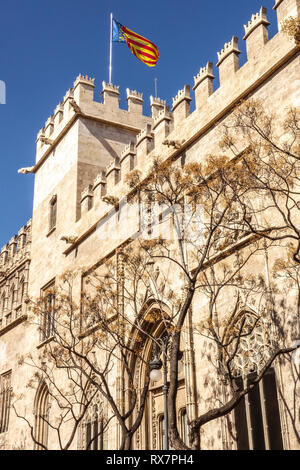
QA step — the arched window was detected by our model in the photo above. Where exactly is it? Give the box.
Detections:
[34,382,49,450]
[158,414,166,450]
[41,282,55,341]
[226,312,283,450]
[80,387,105,450]
[179,408,189,447]
[10,285,15,311]
[18,277,25,305]
[0,294,5,327]
[129,303,186,451]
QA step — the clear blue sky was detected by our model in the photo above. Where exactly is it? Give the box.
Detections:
[0,0,278,247]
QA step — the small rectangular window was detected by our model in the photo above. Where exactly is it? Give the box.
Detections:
[49,196,57,232]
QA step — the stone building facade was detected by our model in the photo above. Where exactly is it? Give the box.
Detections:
[0,0,299,450]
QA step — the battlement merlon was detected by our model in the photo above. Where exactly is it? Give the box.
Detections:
[102,81,120,109]
[106,157,121,191]
[81,185,94,215]
[217,37,241,86]
[126,88,144,114]
[93,171,107,200]
[172,85,192,126]
[54,102,64,127]
[244,7,270,40]
[244,7,270,60]
[120,142,136,174]
[136,123,154,159]
[274,0,300,28]
[73,74,95,105]
[0,220,32,267]
[150,96,167,119]
[193,62,215,109]
[153,107,173,146]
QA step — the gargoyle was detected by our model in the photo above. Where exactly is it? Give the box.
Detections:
[69,99,81,114]
[60,235,78,244]
[162,139,185,149]
[18,167,35,175]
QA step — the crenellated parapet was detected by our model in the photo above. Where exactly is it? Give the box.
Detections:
[0,220,31,275]
[172,85,192,126]
[0,221,31,328]
[193,62,215,109]
[273,0,300,29]
[32,1,300,231]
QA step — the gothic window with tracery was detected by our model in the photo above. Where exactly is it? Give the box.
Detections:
[79,388,106,450]
[227,312,283,450]
[230,313,272,379]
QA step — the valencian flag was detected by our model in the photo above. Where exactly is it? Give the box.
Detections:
[112,18,159,67]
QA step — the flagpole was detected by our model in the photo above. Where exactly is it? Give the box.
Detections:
[109,12,113,83]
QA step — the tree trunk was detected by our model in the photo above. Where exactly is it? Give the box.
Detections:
[120,432,133,450]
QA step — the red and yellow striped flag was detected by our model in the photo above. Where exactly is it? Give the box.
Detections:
[113,19,159,67]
